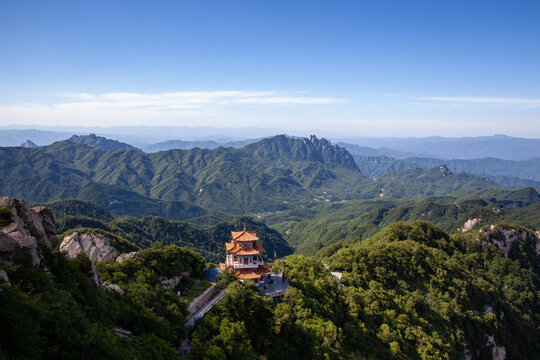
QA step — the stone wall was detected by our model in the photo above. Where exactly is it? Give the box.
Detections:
[186,283,221,316]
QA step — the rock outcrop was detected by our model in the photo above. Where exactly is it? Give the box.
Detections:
[0,269,9,284]
[161,276,182,290]
[20,139,38,148]
[459,218,481,232]
[479,225,528,256]
[116,251,137,263]
[479,225,540,273]
[60,231,119,262]
[102,282,124,295]
[0,197,58,266]
[486,335,506,360]
[114,327,133,339]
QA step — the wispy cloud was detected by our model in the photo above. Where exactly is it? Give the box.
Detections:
[418,96,540,107]
[0,90,343,127]
[55,91,343,111]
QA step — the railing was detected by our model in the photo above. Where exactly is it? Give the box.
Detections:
[231,261,264,269]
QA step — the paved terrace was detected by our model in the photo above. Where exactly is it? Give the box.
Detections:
[258,272,289,299]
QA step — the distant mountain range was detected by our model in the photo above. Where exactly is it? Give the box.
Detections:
[353,155,540,184]
[0,134,508,221]
[140,138,261,153]
[340,134,540,160]
[3,127,540,160]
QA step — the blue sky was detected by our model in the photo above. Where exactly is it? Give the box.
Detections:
[0,0,539,137]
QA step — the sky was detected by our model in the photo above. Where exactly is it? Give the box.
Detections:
[0,0,539,137]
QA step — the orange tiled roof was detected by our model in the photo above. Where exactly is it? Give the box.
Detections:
[236,271,261,280]
[232,230,259,242]
[234,265,272,280]
[235,248,260,256]
[226,242,265,254]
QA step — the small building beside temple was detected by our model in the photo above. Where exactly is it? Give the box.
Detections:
[220,226,272,283]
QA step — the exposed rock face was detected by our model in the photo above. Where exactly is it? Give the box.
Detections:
[60,232,119,262]
[116,251,137,263]
[114,327,133,339]
[31,206,58,248]
[486,335,506,360]
[0,197,58,249]
[459,218,481,232]
[0,197,58,266]
[102,282,124,295]
[0,231,40,266]
[0,269,9,284]
[88,259,101,286]
[479,225,540,274]
[480,225,527,256]
[161,276,182,290]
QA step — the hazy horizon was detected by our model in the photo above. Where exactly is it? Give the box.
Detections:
[2,124,540,143]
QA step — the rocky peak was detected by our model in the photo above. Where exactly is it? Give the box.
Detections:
[20,139,38,148]
[60,231,119,262]
[0,197,58,266]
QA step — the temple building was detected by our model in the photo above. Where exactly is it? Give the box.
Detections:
[220,226,272,283]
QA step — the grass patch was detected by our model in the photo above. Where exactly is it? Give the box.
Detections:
[180,279,212,304]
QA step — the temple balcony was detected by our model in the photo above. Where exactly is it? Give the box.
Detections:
[229,261,264,269]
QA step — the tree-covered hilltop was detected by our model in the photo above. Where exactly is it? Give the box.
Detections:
[67,134,141,152]
[262,187,540,255]
[56,215,293,263]
[0,245,205,360]
[191,221,540,359]
[32,191,220,225]
[33,198,115,222]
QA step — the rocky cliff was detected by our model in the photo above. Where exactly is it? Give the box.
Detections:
[60,231,120,262]
[0,197,58,266]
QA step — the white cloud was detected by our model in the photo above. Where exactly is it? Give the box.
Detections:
[52,90,342,111]
[0,90,343,127]
[418,96,540,106]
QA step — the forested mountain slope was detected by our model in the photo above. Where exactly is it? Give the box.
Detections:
[0,135,508,221]
[0,135,365,215]
[191,221,540,359]
[2,196,538,359]
[56,215,292,263]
